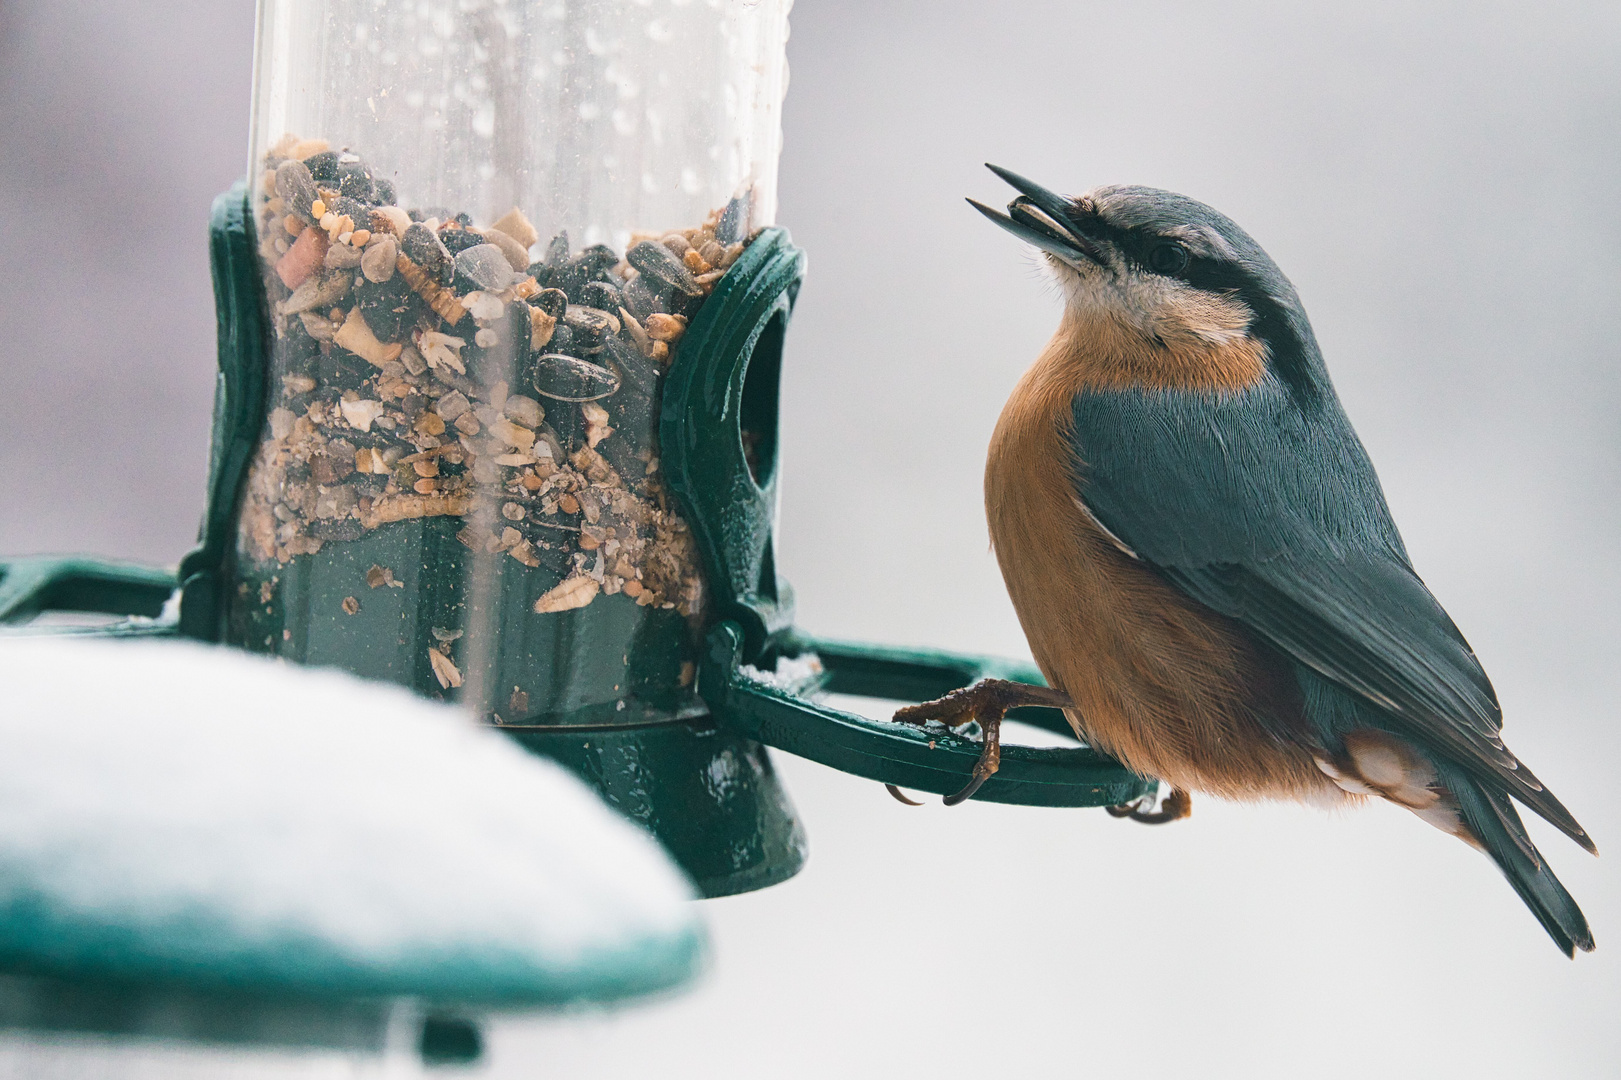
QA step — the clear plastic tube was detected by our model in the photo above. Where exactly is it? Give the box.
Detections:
[230,0,791,724]
[250,0,789,243]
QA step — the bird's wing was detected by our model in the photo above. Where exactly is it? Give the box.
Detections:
[1069,379,1591,849]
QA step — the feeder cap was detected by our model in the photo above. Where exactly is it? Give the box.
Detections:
[0,637,705,1007]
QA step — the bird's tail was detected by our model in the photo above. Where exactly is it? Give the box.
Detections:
[1444,763,1594,956]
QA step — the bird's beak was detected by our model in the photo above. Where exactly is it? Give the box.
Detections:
[967,164,1105,267]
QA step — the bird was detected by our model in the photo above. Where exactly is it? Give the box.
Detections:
[893,164,1596,956]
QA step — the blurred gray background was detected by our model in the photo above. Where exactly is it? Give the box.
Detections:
[1,0,1616,1076]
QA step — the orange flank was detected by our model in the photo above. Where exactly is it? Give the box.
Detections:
[984,315,1335,802]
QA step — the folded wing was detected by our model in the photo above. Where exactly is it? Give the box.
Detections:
[1069,379,1593,852]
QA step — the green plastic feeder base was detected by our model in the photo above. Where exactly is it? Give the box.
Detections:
[0,971,487,1067]
[502,717,806,898]
[0,971,396,1053]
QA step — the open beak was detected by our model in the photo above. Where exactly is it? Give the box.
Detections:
[967,164,1105,267]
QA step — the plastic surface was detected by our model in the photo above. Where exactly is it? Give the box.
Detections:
[703,624,1152,807]
[658,233,1152,806]
[177,184,272,642]
[249,0,792,244]
[229,185,724,719]
[660,227,801,655]
[232,5,795,724]
[504,719,807,898]
[0,971,398,1052]
[191,183,806,894]
[0,557,173,627]
[0,637,705,1011]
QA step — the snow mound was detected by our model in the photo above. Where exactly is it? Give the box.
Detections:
[0,637,704,1005]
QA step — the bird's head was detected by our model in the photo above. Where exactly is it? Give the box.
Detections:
[971,165,1322,396]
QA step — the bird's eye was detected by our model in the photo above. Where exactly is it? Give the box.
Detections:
[1148,242,1189,275]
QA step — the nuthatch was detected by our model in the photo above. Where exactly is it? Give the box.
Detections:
[896,165,1595,956]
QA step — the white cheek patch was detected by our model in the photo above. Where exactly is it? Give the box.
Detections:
[1050,255,1255,349]
[1139,278,1255,348]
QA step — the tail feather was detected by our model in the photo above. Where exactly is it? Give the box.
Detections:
[1445,764,1594,957]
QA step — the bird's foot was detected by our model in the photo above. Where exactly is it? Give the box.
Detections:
[892,679,1073,805]
[1106,785,1192,824]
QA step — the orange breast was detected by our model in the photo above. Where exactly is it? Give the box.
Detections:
[984,324,1335,801]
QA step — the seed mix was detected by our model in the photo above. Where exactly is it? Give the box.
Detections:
[239,134,757,621]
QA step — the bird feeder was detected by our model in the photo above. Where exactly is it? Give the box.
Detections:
[0,0,1151,899]
[0,636,704,1070]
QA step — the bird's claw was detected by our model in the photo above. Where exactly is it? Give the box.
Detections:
[891,679,1073,805]
[1106,785,1192,824]
[885,784,924,806]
